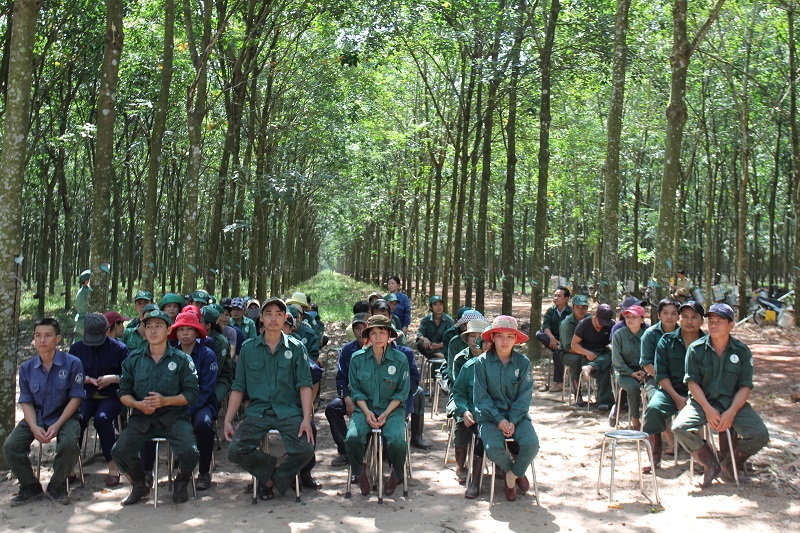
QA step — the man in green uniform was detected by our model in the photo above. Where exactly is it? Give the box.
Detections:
[200,306,235,406]
[672,303,770,487]
[230,297,257,342]
[287,304,320,361]
[191,289,210,308]
[416,295,454,361]
[345,315,410,497]
[641,300,704,473]
[111,310,200,505]
[559,294,589,355]
[535,286,573,392]
[224,298,315,499]
[73,270,92,342]
[123,302,158,353]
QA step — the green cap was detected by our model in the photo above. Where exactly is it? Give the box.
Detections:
[207,303,224,315]
[287,304,302,318]
[572,295,589,306]
[134,290,154,302]
[454,306,473,321]
[142,309,172,327]
[191,289,210,304]
[201,306,220,324]
[142,303,159,315]
[384,292,399,303]
[429,295,443,306]
[79,269,92,283]
[158,293,185,310]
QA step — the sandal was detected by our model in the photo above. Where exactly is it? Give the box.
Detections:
[257,481,274,500]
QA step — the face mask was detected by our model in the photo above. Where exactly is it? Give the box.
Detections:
[247,308,260,321]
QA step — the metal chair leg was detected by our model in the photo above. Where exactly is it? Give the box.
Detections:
[443,418,455,467]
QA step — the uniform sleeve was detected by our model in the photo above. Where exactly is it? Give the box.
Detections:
[389,356,411,404]
[308,356,324,385]
[473,358,501,425]
[737,344,755,390]
[335,345,352,398]
[68,358,86,399]
[559,317,575,352]
[305,330,320,361]
[293,345,313,391]
[452,363,473,417]
[232,347,247,393]
[189,349,218,415]
[416,316,427,339]
[18,364,33,404]
[654,337,671,383]
[243,319,257,341]
[542,307,557,333]
[348,355,368,404]
[639,327,657,368]
[404,348,421,392]
[118,357,135,399]
[683,343,703,385]
[179,354,200,406]
[509,358,533,425]
[611,333,631,376]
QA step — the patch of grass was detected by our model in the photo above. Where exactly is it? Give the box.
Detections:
[289,272,383,323]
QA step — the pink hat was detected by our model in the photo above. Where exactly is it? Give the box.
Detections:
[481,315,529,344]
[168,311,207,340]
[622,305,646,318]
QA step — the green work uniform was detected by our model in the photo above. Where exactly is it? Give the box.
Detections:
[232,316,258,342]
[111,344,200,475]
[123,326,147,354]
[559,312,591,353]
[74,284,90,342]
[391,315,407,346]
[448,357,483,453]
[416,313,454,360]
[611,326,645,419]
[672,335,769,455]
[543,304,572,340]
[444,334,468,387]
[344,346,410,479]
[211,329,234,405]
[473,349,539,478]
[639,321,675,399]
[643,327,690,434]
[295,322,320,361]
[227,333,314,495]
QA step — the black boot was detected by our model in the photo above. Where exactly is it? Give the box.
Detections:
[464,454,483,499]
[691,442,721,488]
[454,445,469,484]
[172,469,192,504]
[121,466,151,506]
[410,413,431,450]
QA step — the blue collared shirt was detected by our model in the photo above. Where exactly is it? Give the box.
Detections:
[69,337,129,399]
[18,350,85,427]
[180,342,219,418]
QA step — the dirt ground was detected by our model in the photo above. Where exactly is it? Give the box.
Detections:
[2,289,799,532]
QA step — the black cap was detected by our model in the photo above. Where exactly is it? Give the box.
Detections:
[679,300,705,316]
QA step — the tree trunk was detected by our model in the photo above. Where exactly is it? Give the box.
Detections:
[0,0,41,469]
[600,0,630,309]
[141,0,174,293]
[528,0,560,360]
[88,0,123,313]
[789,9,800,324]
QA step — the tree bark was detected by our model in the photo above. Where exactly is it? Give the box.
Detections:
[88,0,123,313]
[600,0,630,309]
[789,8,800,326]
[141,0,174,293]
[0,0,42,469]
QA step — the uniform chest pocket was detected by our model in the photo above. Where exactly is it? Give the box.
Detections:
[134,376,150,398]
[54,378,70,390]
[247,357,267,383]
[158,371,180,396]
[29,382,40,394]
[722,364,741,388]
[379,377,398,401]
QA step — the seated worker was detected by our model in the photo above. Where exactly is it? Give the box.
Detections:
[672,303,770,487]
[282,313,324,490]
[446,319,490,486]
[371,298,407,346]
[224,298,315,500]
[383,293,405,335]
[124,302,158,354]
[191,289,211,308]
[3,319,85,506]
[345,315,410,497]
[110,310,200,505]
[345,301,371,342]
[246,298,264,335]
[230,297,258,342]
[200,306,234,406]
[388,324,426,450]
[327,313,369,466]
[610,296,649,340]
[219,297,244,359]
[674,269,691,293]
[562,303,614,410]
[641,300,704,473]
[450,345,485,499]
[104,310,130,340]
[559,294,590,354]
[443,309,485,387]
[69,313,129,487]
[473,315,538,502]
[287,304,320,362]
[535,286,572,393]
[416,295,454,366]
[158,292,186,322]
[168,311,218,491]
[442,306,473,352]
[610,305,647,429]
[306,301,329,348]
